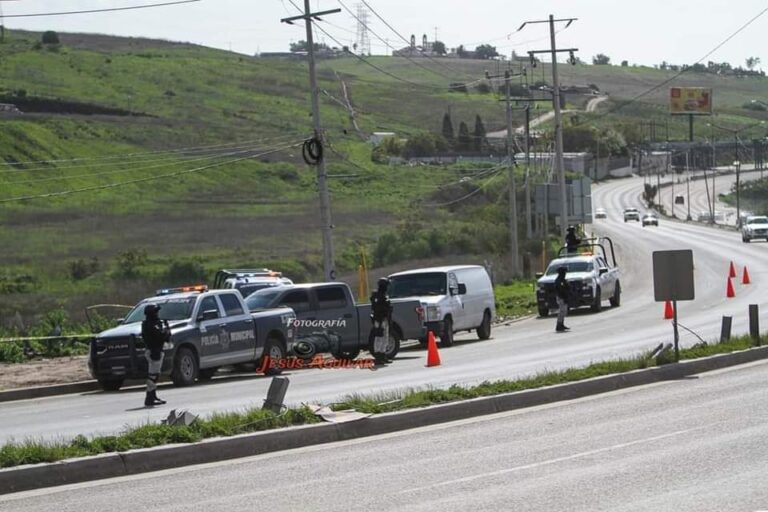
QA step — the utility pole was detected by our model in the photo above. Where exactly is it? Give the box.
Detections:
[524,104,532,239]
[486,69,521,276]
[685,150,691,221]
[281,2,341,281]
[521,15,578,240]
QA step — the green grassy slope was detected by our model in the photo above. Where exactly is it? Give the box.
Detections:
[0,29,766,324]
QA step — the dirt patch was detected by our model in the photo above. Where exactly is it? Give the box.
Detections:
[0,356,90,390]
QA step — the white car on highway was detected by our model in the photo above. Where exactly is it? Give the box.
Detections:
[741,215,768,243]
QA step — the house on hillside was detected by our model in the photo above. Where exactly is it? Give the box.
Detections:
[393,34,440,57]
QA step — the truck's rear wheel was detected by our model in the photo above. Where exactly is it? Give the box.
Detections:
[97,377,124,391]
[591,287,602,313]
[538,305,549,318]
[262,337,286,376]
[171,347,199,386]
[610,282,621,308]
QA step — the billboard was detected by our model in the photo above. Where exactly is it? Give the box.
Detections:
[669,87,712,115]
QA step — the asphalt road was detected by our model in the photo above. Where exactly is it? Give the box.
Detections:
[1,175,767,444]
[4,359,768,511]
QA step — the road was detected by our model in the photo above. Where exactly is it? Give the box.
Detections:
[4,359,768,510]
[1,176,766,444]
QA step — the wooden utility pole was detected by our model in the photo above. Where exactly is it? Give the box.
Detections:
[281,2,341,281]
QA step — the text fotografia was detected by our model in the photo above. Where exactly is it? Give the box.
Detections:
[288,318,347,329]
[257,355,374,373]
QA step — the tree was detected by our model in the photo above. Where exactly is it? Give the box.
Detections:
[456,45,467,58]
[475,44,498,60]
[289,40,329,53]
[473,115,486,152]
[621,60,629,67]
[592,53,610,65]
[457,122,471,151]
[441,112,455,142]
[432,41,446,56]
[746,56,761,70]
[41,31,59,45]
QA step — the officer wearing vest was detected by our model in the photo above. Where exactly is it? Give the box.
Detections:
[141,304,169,407]
[369,277,393,365]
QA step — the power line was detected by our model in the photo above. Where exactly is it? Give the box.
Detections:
[0,142,303,203]
[356,0,475,79]
[598,5,768,119]
[0,0,200,18]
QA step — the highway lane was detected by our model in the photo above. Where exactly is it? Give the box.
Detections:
[1,176,767,444]
[4,359,768,511]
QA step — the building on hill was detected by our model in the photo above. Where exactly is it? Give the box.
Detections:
[393,34,440,57]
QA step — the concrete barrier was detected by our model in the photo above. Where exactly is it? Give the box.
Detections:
[2,346,768,495]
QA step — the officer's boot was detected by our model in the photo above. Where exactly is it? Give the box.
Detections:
[144,391,154,407]
[152,390,166,405]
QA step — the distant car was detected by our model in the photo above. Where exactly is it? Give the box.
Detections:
[674,194,685,205]
[623,208,640,222]
[642,213,659,227]
[741,215,768,243]
[595,208,607,219]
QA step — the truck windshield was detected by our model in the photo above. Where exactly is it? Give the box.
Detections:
[545,261,594,275]
[123,298,197,323]
[388,273,446,298]
[747,217,768,224]
[244,288,283,310]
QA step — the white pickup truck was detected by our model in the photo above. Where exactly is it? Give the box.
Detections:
[741,215,768,243]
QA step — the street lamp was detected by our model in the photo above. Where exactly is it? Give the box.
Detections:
[708,120,766,228]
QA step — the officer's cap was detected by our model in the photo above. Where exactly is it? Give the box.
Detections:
[144,303,161,314]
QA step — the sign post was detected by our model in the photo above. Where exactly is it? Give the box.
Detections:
[652,250,695,361]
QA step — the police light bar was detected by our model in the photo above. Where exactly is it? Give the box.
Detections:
[155,284,208,296]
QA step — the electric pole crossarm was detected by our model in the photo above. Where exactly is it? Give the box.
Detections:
[280,8,341,24]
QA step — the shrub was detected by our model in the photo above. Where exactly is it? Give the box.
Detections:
[68,257,99,281]
[41,31,60,45]
[165,258,207,285]
[113,250,148,279]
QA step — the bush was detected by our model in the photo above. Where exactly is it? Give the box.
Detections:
[68,257,99,281]
[165,258,207,285]
[113,250,147,279]
[41,31,60,45]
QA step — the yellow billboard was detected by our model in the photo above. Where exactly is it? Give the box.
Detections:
[669,87,712,115]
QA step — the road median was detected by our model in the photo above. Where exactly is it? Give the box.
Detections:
[2,342,767,495]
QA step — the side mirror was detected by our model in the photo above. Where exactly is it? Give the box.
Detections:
[458,283,467,295]
[599,267,608,275]
[114,317,124,325]
[198,309,219,321]
[535,272,544,279]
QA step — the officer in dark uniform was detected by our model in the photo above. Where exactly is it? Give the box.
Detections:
[565,226,581,254]
[369,277,393,365]
[141,304,169,407]
[554,267,571,332]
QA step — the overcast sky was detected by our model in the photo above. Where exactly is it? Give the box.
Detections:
[3,0,767,68]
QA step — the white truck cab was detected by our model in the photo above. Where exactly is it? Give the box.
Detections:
[387,265,495,347]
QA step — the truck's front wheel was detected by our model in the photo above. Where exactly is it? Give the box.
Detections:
[97,377,124,391]
[171,347,199,387]
[440,317,454,347]
[262,337,286,376]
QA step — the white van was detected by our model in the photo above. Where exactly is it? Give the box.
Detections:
[387,265,495,347]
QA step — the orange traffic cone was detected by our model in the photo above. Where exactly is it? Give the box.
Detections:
[729,261,736,279]
[663,301,674,320]
[742,266,751,285]
[726,277,735,298]
[425,330,441,367]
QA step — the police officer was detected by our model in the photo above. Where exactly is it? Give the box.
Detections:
[369,277,393,365]
[141,304,168,407]
[554,267,571,332]
[565,226,581,254]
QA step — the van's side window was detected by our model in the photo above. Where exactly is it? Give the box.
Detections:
[448,272,459,294]
[280,290,311,313]
[316,286,347,309]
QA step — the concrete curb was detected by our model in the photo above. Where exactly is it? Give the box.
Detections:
[2,345,768,495]
[0,381,100,403]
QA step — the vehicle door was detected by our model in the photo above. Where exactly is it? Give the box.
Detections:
[217,292,256,364]
[196,295,228,366]
[312,285,358,348]
[595,257,615,296]
[446,272,467,330]
[275,289,311,335]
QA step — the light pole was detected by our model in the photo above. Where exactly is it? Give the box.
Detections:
[708,120,765,228]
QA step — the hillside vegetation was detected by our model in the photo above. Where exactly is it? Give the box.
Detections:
[0,29,766,327]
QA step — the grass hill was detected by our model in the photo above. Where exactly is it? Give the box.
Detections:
[0,29,766,324]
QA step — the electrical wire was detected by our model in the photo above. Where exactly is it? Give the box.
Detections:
[0,0,200,18]
[0,142,303,204]
[597,5,768,119]
[423,169,504,207]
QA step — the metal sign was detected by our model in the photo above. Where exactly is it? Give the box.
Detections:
[534,177,593,224]
[669,87,712,116]
[652,250,695,301]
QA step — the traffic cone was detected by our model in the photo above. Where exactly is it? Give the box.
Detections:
[425,330,441,367]
[726,277,735,298]
[729,261,736,279]
[742,266,751,285]
[663,301,674,320]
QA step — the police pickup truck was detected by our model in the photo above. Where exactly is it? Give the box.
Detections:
[535,237,621,317]
[244,282,424,361]
[88,286,295,391]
